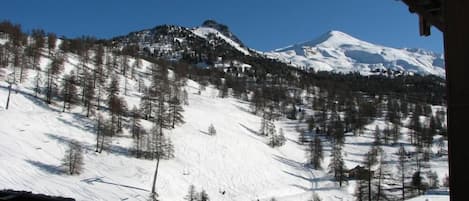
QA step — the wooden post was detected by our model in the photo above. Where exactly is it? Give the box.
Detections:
[443,1,469,200]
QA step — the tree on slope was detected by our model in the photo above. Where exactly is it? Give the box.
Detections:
[208,123,217,136]
[373,152,393,201]
[269,127,286,147]
[62,140,84,175]
[83,70,95,117]
[355,179,368,201]
[396,145,408,201]
[130,106,144,157]
[95,115,112,153]
[184,185,198,201]
[199,189,210,201]
[168,96,184,129]
[47,32,57,56]
[45,54,64,104]
[61,73,77,112]
[308,136,323,169]
[328,142,346,187]
[363,146,379,201]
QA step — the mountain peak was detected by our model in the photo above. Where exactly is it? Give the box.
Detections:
[200,19,245,47]
[201,19,229,32]
[306,30,363,47]
[269,30,445,77]
[275,30,362,52]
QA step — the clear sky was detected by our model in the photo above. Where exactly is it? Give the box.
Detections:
[0,0,443,53]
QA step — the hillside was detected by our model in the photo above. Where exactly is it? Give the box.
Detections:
[0,20,449,201]
[0,56,346,200]
[111,21,445,78]
[0,53,449,201]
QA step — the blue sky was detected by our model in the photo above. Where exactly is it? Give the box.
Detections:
[0,0,443,53]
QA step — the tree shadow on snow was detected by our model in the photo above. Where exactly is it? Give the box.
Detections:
[199,130,211,135]
[233,104,252,114]
[45,133,132,157]
[81,177,149,192]
[56,114,95,134]
[273,154,339,191]
[4,86,62,113]
[283,171,338,191]
[273,155,307,172]
[238,123,261,136]
[25,159,63,174]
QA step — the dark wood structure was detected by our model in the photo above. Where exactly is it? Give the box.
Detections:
[346,165,373,180]
[401,1,469,200]
[0,190,75,201]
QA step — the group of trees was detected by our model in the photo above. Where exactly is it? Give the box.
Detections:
[184,185,210,201]
[1,22,190,187]
[62,140,84,175]
[258,108,286,147]
[354,128,445,201]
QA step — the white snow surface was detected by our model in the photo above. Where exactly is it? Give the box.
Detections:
[192,27,251,56]
[0,49,448,201]
[0,80,324,201]
[265,30,445,77]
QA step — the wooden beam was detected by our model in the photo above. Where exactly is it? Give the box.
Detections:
[402,0,444,31]
[419,15,431,36]
[443,0,469,200]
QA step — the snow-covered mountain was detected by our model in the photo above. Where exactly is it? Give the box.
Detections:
[112,20,252,63]
[265,30,445,77]
[113,21,445,77]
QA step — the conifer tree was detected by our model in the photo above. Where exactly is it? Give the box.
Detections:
[199,189,210,201]
[33,71,42,97]
[47,32,57,56]
[83,71,95,117]
[168,96,184,129]
[308,136,323,169]
[45,54,64,104]
[184,185,198,201]
[62,140,84,175]
[61,73,77,112]
[328,143,346,186]
[208,124,217,136]
[396,145,408,201]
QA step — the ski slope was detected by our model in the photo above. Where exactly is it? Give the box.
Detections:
[0,47,340,201]
[0,49,448,201]
[0,79,344,201]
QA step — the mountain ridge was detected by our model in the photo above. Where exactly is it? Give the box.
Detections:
[112,22,445,77]
[266,30,445,77]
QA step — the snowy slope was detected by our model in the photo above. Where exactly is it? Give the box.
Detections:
[192,27,251,56]
[0,80,449,201]
[265,30,445,77]
[0,44,448,201]
[0,49,337,201]
[0,79,341,201]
